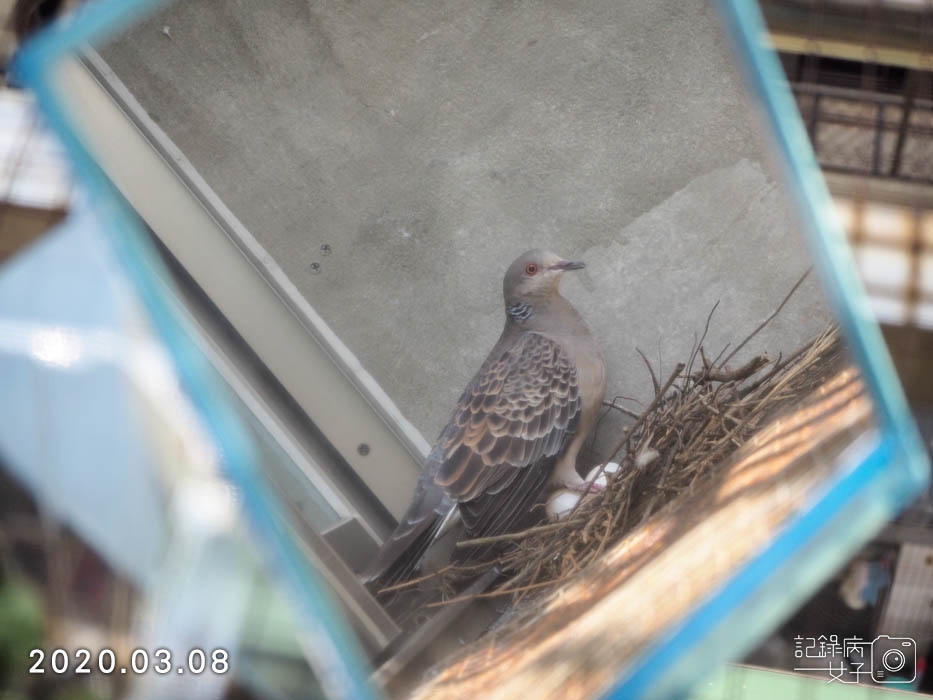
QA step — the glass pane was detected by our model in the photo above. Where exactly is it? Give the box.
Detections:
[4,0,929,699]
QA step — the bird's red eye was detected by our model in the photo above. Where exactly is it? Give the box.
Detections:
[525,263,539,276]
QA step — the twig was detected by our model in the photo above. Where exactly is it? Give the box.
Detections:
[686,300,720,381]
[601,399,641,420]
[739,352,782,397]
[591,396,642,448]
[693,354,770,383]
[710,342,731,369]
[426,576,572,607]
[455,519,586,548]
[720,268,811,369]
[636,347,660,396]
[377,563,460,593]
[603,363,684,467]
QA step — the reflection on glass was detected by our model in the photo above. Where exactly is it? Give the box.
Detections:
[4,0,929,699]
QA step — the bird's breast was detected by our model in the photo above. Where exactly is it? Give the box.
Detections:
[541,326,606,425]
[574,344,607,423]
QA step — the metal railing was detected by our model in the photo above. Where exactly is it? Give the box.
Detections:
[792,82,933,184]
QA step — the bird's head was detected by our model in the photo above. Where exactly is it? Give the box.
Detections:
[502,249,585,314]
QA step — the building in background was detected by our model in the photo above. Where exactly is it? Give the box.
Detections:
[762,0,932,390]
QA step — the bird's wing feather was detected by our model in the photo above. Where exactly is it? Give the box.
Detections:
[435,332,581,508]
[362,332,581,586]
[360,458,453,584]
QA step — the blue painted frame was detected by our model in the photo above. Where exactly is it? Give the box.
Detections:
[11,2,376,699]
[11,1,929,698]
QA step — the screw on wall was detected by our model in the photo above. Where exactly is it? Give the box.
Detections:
[309,261,322,274]
[357,443,370,456]
[320,243,332,256]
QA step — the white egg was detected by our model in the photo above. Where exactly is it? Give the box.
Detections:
[585,461,621,487]
[546,489,582,521]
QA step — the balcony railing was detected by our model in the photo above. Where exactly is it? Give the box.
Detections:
[792,82,933,184]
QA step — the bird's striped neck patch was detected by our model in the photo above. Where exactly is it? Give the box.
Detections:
[507,301,534,321]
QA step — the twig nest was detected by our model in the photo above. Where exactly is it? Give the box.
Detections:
[584,461,621,489]
[545,489,582,521]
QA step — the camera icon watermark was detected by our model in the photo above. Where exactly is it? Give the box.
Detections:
[870,636,916,684]
[794,634,917,685]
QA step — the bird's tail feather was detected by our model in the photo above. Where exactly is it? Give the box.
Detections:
[361,512,443,592]
[457,457,553,551]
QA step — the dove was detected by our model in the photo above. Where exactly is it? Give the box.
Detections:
[362,249,606,589]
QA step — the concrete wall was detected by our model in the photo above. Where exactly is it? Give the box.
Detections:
[101,0,833,458]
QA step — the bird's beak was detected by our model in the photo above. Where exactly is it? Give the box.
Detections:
[550,259,585,271]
